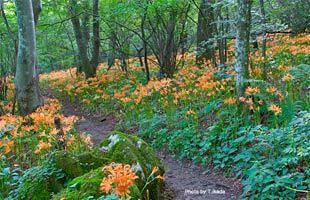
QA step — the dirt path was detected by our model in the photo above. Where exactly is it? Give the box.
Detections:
[60,100,116,144]
[158,150,241,200]
[47,93,242,200]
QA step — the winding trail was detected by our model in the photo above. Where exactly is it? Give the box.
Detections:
[46,91,242,200]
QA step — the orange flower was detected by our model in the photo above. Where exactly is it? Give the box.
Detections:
[66,135,75,146]
[0,139,14,155]
[100,163,138,197]
[224,97,237,105]
[282,74,294,81]
[156,175,165,181]
[151,166,159,175]
[245,98,254,110]
[82,134,93,146]
[34,141,52,154]
[239,97,246,102]
[252,68,262,76]
[245,86,260,96]
[268,104,282,115]
[266,86,277,94]
[186,109,196,115]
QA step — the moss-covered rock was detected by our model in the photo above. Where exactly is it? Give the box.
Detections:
[53,150,109,178]
[100,132,164,199]
[52,167,140,200]
[16,133,163,200]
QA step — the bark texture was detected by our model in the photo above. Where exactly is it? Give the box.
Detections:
[235,0,252,97]
[259,0,267,80]
[69,0,98,78]
[15,0,43,115]
[196,0,216,64]
[91,0,100,68]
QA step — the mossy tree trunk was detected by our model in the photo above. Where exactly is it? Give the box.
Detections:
[235,0,252,97]
[14,0,43,116]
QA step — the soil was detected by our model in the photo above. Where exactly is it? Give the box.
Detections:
[157,150,242,200]
[44,90,242,200]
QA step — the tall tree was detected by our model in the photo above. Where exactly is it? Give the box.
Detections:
[91,0,100,67]
[196,0,216,65]
[14,0,43,115]
[69,0,100,78]
[259,0,267,80]
[140,0,150,82]
[235,0,252,97]
[32,0,41,25]
[69,0,93,77]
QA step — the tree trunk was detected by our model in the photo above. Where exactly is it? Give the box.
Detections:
[216,4,225,66]
[235,0,252,97]
[259,0,267,80]
[196,0,216,65]
[107,32,116,70]
[69,0,95,78]
[141,8,150,82]
[31,0,41,25]
[15,0,43,115]
[91,0,100,68]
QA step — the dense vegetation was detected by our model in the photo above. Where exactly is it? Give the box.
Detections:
[0,0,309,199]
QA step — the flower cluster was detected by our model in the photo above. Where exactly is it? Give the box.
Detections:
[100,163,138,197]
[268,104,282,115]
[0,99,91,162]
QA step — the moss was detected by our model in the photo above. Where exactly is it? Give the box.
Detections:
[53,167,140,200]
[52,168,104,200]
[53,150,109,178]
[100,132,164,199]
[17,180,50,200]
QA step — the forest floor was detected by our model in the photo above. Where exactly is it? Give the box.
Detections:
[44,89,242,200]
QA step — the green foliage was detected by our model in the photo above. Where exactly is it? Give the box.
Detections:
[239,111,310,198]
[8,158,65,200]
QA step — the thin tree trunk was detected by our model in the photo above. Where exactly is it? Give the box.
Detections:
[0,1,18,54]
[217,5,225,66]
[224,7,229,63]
[15,0,43,115]
[69,0,95,78]
[259,0,267,80]
[235,0,252,97]
[141,9,150,82]
[91,0,100,69]
[196,0,216,65]
[32,0,41,25]
[107,32,116,70]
